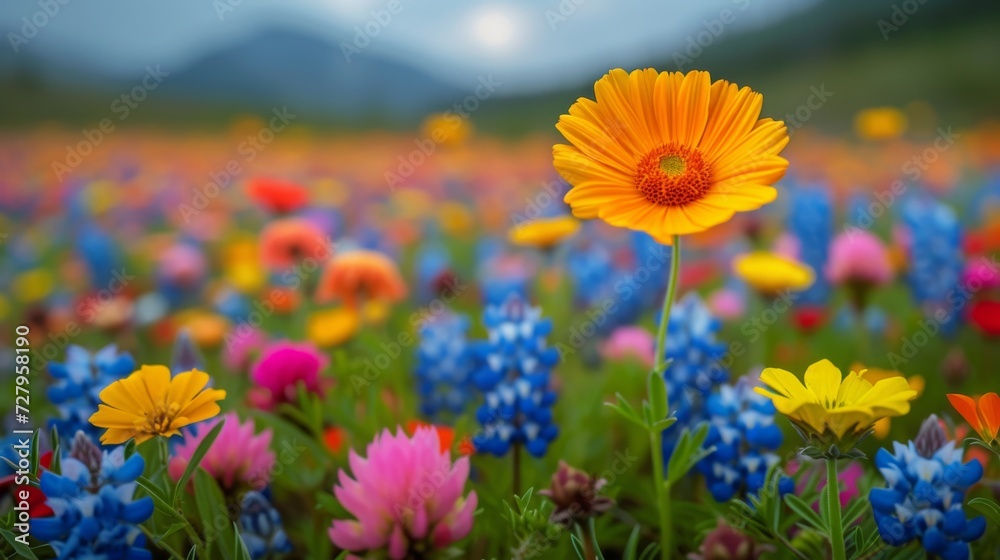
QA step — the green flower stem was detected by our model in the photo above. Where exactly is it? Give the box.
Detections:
[653,236,682,374]
[826,457,847,560]
[512,442,522,501]
[651,235,681,560]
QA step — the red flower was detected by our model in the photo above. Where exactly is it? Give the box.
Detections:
[969,300,1000,337]
[793,306,826,333]
[247,177,309,214]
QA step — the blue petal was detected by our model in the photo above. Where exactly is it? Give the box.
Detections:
[960,516,986,542]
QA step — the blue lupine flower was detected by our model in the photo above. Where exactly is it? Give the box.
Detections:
[76,224,124,291]
[415,314,476,420]
[566,240,615,310]
[900,198,963,336]
[47,345,136,442]
[787,187,833,306]
[660,293,729,457]
[32,433,153,560]
[869,439,985,560]
[472,294,560,457]
[239,490,293,559]
[696,377,791,501]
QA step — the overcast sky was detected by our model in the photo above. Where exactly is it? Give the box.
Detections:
[2,0,814,93]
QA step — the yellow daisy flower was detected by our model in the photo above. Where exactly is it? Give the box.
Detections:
[508,216,581,250]
[733,251,814,297]
[755,359,917,448]
[853,364,925,439]
[89,365,226,445]
[553,68,789,243]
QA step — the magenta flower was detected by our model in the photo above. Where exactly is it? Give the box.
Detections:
[825,230,893,286]
[599,326,655,368]
[249,341,329,409]
[168,412,275,490]
[962,259,1000,291]
[329,427,477,559]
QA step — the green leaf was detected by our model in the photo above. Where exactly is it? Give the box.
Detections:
[186,546,198,560]
[136,476,178,518]
[154,522,190,544]
[172,421,224,506]
[970,497,1000,526]
[818,484,832,528]
[193,469,236,559]
[569,532,586,559]
[842,494,869,527]
[666,424,712,484]
[651,417,677,432]
[622,525,641,560]
[783,494,825,533]
[0,528,39,559]
[637,542,660,560]
[604,394,648,432]
[232,522,253,560]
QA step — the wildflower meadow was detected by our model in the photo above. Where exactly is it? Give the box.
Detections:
[2,1,1000,559]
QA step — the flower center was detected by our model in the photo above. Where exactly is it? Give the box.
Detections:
[137,403,181,434]
[634,143,712,207]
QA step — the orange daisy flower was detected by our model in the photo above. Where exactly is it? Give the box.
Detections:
[553,69,789,243]
[247,177,310,214]
[259,218,331,270]
[947,392,1000,444]
[315,250,407,308]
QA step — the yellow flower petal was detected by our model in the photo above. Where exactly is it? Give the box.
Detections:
[803,359,842,403]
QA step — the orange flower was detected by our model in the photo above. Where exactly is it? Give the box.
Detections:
[947,393,1000,444]
[247,177,309,214]
[315,250,407,308]
[259,218,331,270]
[554,69,788,243]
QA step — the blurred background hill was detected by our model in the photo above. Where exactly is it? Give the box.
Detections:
[0,0,997,134]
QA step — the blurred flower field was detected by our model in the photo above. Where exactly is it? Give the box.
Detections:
[2,68,1000,560]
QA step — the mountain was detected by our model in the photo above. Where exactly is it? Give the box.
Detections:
[149,27,466,120]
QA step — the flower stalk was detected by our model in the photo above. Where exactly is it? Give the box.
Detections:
[826,458,846,560]
[651,235,681,559]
